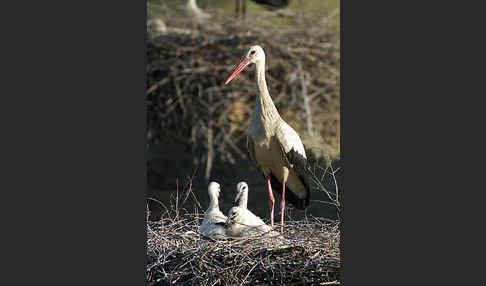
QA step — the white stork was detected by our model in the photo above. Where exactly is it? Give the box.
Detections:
[200,182,228,238]
[185,0,211,35]
[224,45,310,234]
[226,182,277,237]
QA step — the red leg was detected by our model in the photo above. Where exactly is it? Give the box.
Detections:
[280,179,286,234]
[242,0,247,19]
[266,176,275,228]
[235,0,240,17]
[192,22,197,39]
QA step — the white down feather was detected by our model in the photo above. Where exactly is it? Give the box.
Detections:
[200,182,227,238]
[226,182,278,237]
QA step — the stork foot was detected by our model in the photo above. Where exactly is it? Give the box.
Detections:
[281,179,286,234]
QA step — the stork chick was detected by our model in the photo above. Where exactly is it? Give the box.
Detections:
[200,182,227,238]
[226,182,277,237]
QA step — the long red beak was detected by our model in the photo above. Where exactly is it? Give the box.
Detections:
[224,58,251,85]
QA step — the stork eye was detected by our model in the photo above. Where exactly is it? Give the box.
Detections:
[250,50,256,55]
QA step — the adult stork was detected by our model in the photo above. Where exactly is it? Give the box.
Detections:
[185,0,211,35]
[224,45,310,234]
[226,182,277,237]
[235,0,290,18]
[200,182,227,238]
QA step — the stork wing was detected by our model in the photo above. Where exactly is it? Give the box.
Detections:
[275,124,311,209]
[251,0,290,10]
[246,136,258,168]
[276,122,308,176]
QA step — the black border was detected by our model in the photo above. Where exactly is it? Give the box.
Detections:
[6,0,471,284]
[6,0,147,284]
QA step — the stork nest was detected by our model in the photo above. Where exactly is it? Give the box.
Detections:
[146,202,341,285]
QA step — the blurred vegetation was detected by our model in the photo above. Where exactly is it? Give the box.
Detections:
[148,0,339,31]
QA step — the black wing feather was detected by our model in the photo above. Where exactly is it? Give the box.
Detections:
[278,147,311,210]
[250,0,289,10]
[286,148,308,177]
[246,137,258,169]
[267,172,310,210]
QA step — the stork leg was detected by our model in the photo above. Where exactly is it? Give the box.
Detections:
[280,179,286,234]
[235,0,240,17]
[266,176,275,228]
[192,22,197,39]
[242,0,247,19]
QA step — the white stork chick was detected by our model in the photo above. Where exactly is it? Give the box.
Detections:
[224,45,311,234]
[200,182,227,238]
[226,182,277,237]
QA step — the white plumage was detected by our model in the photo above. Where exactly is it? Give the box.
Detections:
[277,121,307,159]
[226,182,277,237]
[200,182,228,238]
[185,0,211,23]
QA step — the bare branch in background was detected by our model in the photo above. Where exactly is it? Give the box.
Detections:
[205,91,214,184]
[298,60,313,137]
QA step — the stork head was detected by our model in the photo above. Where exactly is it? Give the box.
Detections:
[234,181,249,204]
[245,45,265,64]
[224,45,265,85]
[208,181,221,199]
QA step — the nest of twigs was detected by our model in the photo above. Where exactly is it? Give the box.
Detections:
[146,202,340,286]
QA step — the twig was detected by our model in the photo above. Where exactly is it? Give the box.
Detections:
[298,60,313,137]
[288,47,329,56]
[239,262,259,286]
[205,90,214,183]
[147,77,169,95]
[320,281,340,285]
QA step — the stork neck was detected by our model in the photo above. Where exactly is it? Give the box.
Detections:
[188,0,196,9]
[208,193,219,210]
[237,191,248,209]
[255,59,280,122]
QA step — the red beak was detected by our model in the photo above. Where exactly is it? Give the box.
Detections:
[224,58,252,85]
